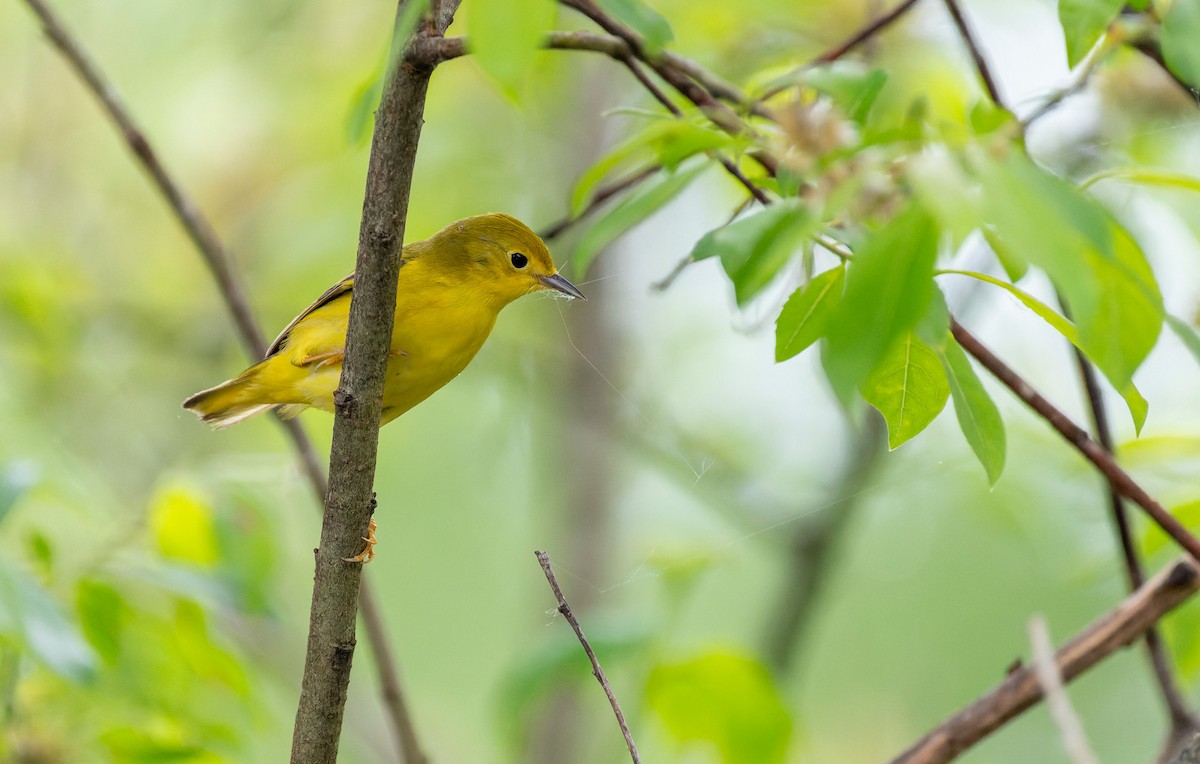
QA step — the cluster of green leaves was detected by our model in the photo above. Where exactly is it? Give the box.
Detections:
[0,465,280,762]
[561,6,1200,487]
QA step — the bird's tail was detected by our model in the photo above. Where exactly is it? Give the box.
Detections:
[183,360,277,428]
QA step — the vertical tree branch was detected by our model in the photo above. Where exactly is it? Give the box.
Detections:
[16,1,429,760]
[289,1,459,760]
[1057,298,1200,753]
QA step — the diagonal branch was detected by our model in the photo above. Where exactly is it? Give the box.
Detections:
[939,0,1008,112]
[16,1,428,761]
[890,557,1200,764]
[535,551,641,764]
[813,0,923,64]
[950,320,1200,560]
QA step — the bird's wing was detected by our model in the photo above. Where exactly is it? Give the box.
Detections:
[264,273,354,358]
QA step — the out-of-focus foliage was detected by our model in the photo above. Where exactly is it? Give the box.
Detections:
[5,0,1200,762]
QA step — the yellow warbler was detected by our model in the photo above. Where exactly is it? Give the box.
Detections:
[184,213,584,428]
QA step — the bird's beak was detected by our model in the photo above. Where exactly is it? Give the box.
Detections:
[538,272,587,301]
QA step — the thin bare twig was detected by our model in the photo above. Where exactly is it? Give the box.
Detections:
[1027,615,1099,764]
[535,551,641,764]
[813,0,923,64]
[17,1,427,761]
[890,558,1200,764]
[939,0,1008,112]
[950,320,1200,560]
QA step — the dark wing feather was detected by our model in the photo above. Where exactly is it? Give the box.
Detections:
[265,273,354,358]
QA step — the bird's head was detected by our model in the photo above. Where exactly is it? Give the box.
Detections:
[420,213,585,307]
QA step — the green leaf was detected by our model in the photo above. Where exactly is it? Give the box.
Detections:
[150,483,219,566]
[775,265,845,362]
[594,0,674,54]
[940,338,1006,483]
[937,269,1079,341]
[937,269,1149,432]
[822,203,940,404]
[804,63,888,125]
[1079,167,1200,193]
[978,153,1163,390]
[572,162,710,277]
[646,650,792,764]
[345,73,384,147]
[1057,0,1123,67]
[0,461,37,526]
[1143,499,1200,558]
[76,580,126,664]
[1122,383,1149,436]
[1167,314,1200,368]
[571,118,734,215]
[469,0,557,97]
[0,557,95,682]
[860,334,950,450]
[1161,0,1200,88]
[692,201,816,306]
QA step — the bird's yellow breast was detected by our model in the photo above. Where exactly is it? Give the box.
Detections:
[288,259,502,423]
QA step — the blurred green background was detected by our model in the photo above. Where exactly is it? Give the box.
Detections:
[3,0,1200,761]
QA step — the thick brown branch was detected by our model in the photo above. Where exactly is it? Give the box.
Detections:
[17,1,427,761]
[890,558,1200,764]
[536,551,641,764]
[950,320,1200,560]
[290,1,458,761]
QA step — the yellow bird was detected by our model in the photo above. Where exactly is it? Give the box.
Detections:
[184,213,584,428]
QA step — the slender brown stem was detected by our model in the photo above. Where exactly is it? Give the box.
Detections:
[559,0,779,176]
[813,0,923,64]
[17,1,427,760]
[939,0,1008,112]
[1056,296,1199,743]
[535,551,641,764]
[950,320,1200,560]
[890,558,1200,764]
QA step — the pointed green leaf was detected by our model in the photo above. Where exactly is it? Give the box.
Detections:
[594,0,674,54]
[940,338,1006,483]
[572,161,710,277]
[822,203,940,403]
[570,118,733,215]
[978,154,1163,390]
[1057,0,1123,67]
[1161,0,1200,88]
[0,557,94,682]
[646,651,791,764]
[937,269,1148,432]
[1121,382,1148,436]
[692,200,816,306]
[804,63,888,125]
[775,265,845,362]
[860,333,950,450]
[469,0,557,98]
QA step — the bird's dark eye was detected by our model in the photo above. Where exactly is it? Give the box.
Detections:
[510,252,528,269]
